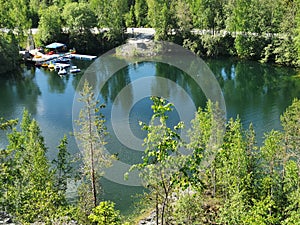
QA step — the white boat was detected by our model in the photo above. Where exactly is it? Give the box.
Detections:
[65,53,75,59]
[58,68,67,75]
[55,63,70,69]
[70,66,81,73]
[54,64,60,70]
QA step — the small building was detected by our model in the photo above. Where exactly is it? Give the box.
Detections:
[45,42,67,53]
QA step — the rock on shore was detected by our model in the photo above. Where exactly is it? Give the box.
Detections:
[138,211,157,225]
[0,212,15,225]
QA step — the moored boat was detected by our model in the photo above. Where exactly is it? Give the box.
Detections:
[70,66,81,73]
[35,62,42,67]
[54,63,70,69]
[54,57,70,64]
[41,62,48,68]
[48,63,55,70]
[70,68,81,73]
[58,68,67,76]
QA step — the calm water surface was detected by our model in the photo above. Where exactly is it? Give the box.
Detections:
[0,58,300,214]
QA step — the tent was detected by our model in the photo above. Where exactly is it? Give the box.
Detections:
[45,42,66,49]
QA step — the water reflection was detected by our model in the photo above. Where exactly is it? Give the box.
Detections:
[0,68,41,117]
[101,66,132,109]
[206,58,300,141]
[155,62,207,108]
[44,69,68,94]
[0,57,299,214]
[98,62,204,168]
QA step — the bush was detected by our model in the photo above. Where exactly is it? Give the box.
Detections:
[88,201,121,225]
[235,34,269,60]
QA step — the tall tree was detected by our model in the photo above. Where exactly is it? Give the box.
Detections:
[62,2,98,53]
[90,0,127,45]
[52,135,73,197]
[0,0,30,39]
[134,0,148,27]
[280,98,300,165]
[216,118,250,224]
[175,0,192,39]
[131,96,184,225]
[190,0,225,33]
[0,33,20,75]
[185,101,224,195]
[1,110,61,223]
[146,0,176,40]
[75,80,111,209]
[125,5,136,27]
[280,98,300,224]
[259,130,284,222]
[36,5,63,46]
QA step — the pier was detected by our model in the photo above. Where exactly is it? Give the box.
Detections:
[70,54,97,60]
[20,50,97,63]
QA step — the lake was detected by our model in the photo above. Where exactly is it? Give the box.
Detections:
[0,57,300,214]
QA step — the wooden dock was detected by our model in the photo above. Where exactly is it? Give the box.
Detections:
[71,54,97,60]
[20,50,97,62]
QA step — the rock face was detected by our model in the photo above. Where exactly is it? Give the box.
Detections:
[138,211,157,225]
[116,39,159,58]
[0,212,15,225]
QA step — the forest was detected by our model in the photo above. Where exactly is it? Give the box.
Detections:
[1,0,300,224]
[1,0,300,74]
[0,80,300,224]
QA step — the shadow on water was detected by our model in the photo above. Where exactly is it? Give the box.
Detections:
[207,58,300,142]
[0,66,41,117]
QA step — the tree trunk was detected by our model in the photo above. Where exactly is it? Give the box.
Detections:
[212,167,216,197]
[156,192,159,225]
[91,159,97,208]
[87,98,97,208]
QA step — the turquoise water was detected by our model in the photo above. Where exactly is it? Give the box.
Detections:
[0,58,299,214]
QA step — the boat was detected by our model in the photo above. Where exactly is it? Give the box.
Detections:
[47,51,55,55]
[54,57,70,64]
[69,48,76,54]
[41,62,48,68]
[70,66,81,73]
[65,53,75,59]
[48,63,55,70]
[35,62,42,67]
[54,64,60,71]
[54,63,70,69]
[58,68,67,75]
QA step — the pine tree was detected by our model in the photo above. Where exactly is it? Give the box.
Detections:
[75,80,111,209]
[216,118,250,224]
[52,135,73,197]
[2,110,61,223]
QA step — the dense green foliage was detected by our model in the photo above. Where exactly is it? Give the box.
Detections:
[0,94,300,224]
[0,82,112,224]
[131,98,300,224]
[0,33,20,75]
[131,97,185,224]
[0,110,67,223]
[88,201,122,225]
[1,0,300,73]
